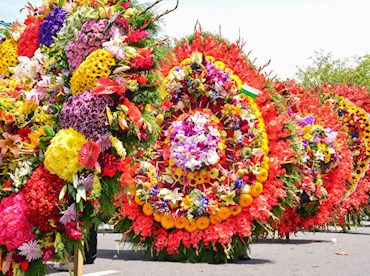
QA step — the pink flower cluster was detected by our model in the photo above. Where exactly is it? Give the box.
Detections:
[0,193,35,251]
[66,19,112,69]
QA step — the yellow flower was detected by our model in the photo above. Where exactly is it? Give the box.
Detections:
[209,213,222,224]
[238,194,253,207]
[181,195,193,210]
[172,167,183,182]
[196,216,210,230]
[256,168,268,182]
[70,49,115,94]
[187,171,197,187]
[209,168,219,179]
[220,191,236,205]
[229,205,242,216]
[0,39,18,76]
[250,182,263,197]
[154,212,163,222]
[44,128,87,181]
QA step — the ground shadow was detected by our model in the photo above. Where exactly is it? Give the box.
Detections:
[254,238,329,245]
[96,249,273,265]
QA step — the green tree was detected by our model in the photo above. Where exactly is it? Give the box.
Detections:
[296,50,370,90]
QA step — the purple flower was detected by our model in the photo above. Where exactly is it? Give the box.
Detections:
[60,203,77,225]
[39,6,67,46]
[299,116,315,126]
[78,174,94,191]
[59,90,113,140]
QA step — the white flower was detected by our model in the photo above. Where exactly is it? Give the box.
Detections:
[207,151,220,165]
[315,151,326,161]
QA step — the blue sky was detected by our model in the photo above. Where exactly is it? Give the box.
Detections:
[1,0,369,79]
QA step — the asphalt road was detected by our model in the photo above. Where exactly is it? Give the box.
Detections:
[47,222,370,276]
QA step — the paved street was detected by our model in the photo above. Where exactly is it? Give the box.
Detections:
[47,222,370,276]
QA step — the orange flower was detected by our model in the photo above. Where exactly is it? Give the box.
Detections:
[217,206,231,221]
[184,218,197,233]
[153,212,163,222]
[239,194,253,207]
[229,205,242,216]
[142,203,154,216]
[196,217,210,230]
[161,214,175,229]
[134,195,145,206]
[174,216,188,229]
[250,182,263,197]
[209,214,222,224]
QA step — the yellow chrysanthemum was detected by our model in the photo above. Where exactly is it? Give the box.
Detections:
[256,168,268,182]
[238,193,253,207]
[70,49,116,94]
[0,38,18,76]
[250,182,263,197]
[44,128,87,181]
[229,205,242,216]
[154,212,164,222]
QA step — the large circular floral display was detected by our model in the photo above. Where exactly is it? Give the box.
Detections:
[0,0,168,274]
[114,33,289,263]
[274,82,353,236]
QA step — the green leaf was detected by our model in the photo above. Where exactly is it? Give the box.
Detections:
[76,192,81,203]
[73,173,79,189]
[59,185,67,201]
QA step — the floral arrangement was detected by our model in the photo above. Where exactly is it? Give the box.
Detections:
[316,84,370,227]
[0,0,172,274]
[274,82,353,236]
[114,32,290,263]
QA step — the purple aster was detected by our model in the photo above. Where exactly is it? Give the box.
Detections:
[39,6,67,46]
[59,90,113,140]
[96,134,112,152]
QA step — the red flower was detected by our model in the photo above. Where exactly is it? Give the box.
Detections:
[78,140,101,170]
[130,56,154,71]
[92,77,125,95]
[17,17,42,58]
[23,165,67,232]
[133,74,149,85]
[128,29,149,43]
[18,127,32,141]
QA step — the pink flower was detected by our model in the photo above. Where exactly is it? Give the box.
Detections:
[18,240,42,261]
[0,193,35,251]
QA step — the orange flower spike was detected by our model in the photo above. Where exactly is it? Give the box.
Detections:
[118,116,128,131]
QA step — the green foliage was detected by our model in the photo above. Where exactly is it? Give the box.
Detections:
[24,259,47,276]
[296,51,370,90]
[98,176,121,222]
